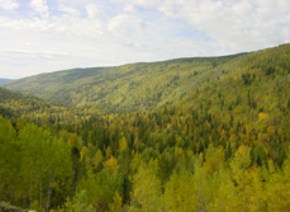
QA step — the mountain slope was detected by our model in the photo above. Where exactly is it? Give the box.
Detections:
[4,43,290,112]
[0,44,289,211]
[0,87,51,117]
[3,55,244,112]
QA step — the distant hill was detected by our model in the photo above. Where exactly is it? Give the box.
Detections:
[0,86,97,127]
[4,43,290,113]
[0,78,12,85]
[0,87,52,118]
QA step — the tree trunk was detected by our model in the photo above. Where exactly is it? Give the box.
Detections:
[45,174,55,212]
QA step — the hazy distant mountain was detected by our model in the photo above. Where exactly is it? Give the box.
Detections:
[0,78,12,85]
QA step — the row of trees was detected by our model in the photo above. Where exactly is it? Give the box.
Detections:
[1,112,289,211]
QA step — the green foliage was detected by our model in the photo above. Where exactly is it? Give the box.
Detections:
[0,117,74,210]
[0,116,19,203]
[78,170,122,211]
[2,50,253,112]
[0,87,51,118]
[252,144,268,166]
[164,171,197,211]
[61,190,94,212]
[0,43,289,211]
[130,161,161,211]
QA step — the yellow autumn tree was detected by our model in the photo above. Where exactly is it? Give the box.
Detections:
[104,156,119,174]
[129,160,161,211]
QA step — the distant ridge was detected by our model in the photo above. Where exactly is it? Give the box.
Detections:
[0,78,12,85]
[4,43,290,113]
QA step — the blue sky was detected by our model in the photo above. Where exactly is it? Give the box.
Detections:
[0,0,289,79]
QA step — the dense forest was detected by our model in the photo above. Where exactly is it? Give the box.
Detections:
[0,44,290,211]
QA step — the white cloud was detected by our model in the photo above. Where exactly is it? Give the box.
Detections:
[3,50,70,59]
[0,15,102,39]
[0,0,19,11]
[85,3,102,19]
[30,0,49,18]
[58,5,81,17]
[113,0,290,52]
[108,14,143,34]
[0,0,289,78]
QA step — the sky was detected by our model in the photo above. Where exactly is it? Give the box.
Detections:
[0,0,289,79]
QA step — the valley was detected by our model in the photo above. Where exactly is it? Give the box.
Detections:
[0,43,289,211]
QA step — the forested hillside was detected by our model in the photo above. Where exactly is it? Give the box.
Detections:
[5,53,247,112]
[0,87,97,131]
[0,44,289,211]
[5,44,290,113]
[0,87,51,118]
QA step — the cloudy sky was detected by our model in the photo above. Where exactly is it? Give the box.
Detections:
[0,0,289,79]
